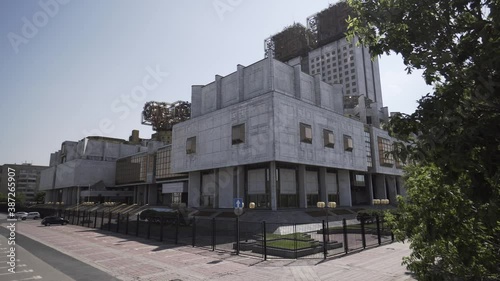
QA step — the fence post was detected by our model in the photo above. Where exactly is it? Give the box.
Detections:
[71,210,75,225]
[175,214,179,244]
[88,211,92,227]
[108,212,112,231]
[147,218,151,240]
[322,220,327,259]
[294,223,298,259]
[192,216,196,247]
[100,211,104,229]
[94,211,97,228]
[211,218,216,251]
[160,218,164,242]
[125,213,129,235]
[376,215,382,245]
[76,210,80,225]
[235,217,240,255]
[391,231,395,242]
[263,221,267,261]
[116,213,121,233]
[342,218,348,254]
[136,215,140,237]
[361,217,366,249]
[82,211,86,226]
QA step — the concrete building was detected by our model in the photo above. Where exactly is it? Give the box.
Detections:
[39,134,164,205]
[171,57,404,210]
[114,144,188,207]
[0,163,48,202]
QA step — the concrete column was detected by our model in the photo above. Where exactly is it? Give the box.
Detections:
[147,184,158,205]
[297,165,307,208]
[319,167,328,203]
[268,56,275,90]
[218,167,233,208]
[387,176,397,205]
[314,75,322,107]
[396,176,407,197]
[374,174,387,199]
[367,175,374,205]
[293,65,302,99]
[236,166,245,199]
[188,172,201,208]
[237,65,245,102]
[191,85,203,118]
[269,161,277,211]
[338,170,352,207]
[215,75,223,110]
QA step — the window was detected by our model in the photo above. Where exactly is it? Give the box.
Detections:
[344,135,353,151]
[300,123,312,143]
[186,137,196,154]
[365,131,372,167]
[378,137,395,166]
[354,174,365,186]
[323,129,335,148]
[366,116,372,124]
[232,124,245,144]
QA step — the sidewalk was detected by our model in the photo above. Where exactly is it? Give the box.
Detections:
[12,219,416,281]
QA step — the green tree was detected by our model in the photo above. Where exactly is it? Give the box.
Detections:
[347,0,500,279]
[34,191,45,204]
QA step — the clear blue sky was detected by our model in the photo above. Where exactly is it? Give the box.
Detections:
[0,0,432,166]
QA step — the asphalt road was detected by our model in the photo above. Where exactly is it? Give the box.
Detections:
[0,213,119,281]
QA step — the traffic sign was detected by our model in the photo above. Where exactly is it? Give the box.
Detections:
[233,198,243,209]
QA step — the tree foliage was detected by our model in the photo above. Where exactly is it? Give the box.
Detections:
[34,192,45,204]
[347,0,500,279]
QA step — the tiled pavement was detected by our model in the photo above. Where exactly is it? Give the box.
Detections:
[13,220,416,281]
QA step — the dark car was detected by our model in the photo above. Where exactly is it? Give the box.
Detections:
[41,216,69,226]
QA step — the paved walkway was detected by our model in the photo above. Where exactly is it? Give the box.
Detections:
[10,219,416,281]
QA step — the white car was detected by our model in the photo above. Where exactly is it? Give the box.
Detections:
[16,212,41,220]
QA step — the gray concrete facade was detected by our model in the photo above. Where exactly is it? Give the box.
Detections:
[172,57,404,210]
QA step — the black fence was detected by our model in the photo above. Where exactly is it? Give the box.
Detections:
[27,208,394,260]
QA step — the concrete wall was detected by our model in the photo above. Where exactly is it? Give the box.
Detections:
[172,94,275,173]
[39,167,55,191]
[274,93,367,171]
[191,58,344,119]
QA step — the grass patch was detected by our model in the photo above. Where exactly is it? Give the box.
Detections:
[266,233,312,240]
[266,239,319,250]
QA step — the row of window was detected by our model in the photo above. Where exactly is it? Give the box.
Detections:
[186,125,403,171]
[299,123,354,151]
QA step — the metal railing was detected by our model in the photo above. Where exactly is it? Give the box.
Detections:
[31,208,394,260]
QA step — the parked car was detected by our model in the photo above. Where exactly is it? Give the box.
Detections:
[14,212,28,219]
[15,212,40,220]
[41,216,69,226]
